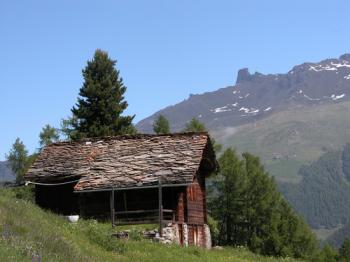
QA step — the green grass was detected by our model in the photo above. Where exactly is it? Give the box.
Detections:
[0,188,300,262]
[264,159,303,183]
[215,101,350,181]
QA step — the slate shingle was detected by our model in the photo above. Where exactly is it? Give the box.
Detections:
[25,132,217,191]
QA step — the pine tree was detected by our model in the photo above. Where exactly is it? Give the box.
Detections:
[71,49,135,140]
[184,117,206,132]
[60,116,78,141]
[153,115,170,134]
[6,138,32,183]
[208,148,247,245]
[208,148,318,259]
[317,244,338,262]
[339,239,350,262]
[39,124,60,149]
[183,117,222,152]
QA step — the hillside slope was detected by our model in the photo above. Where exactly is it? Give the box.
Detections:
[214,101,350,182]
[136,54,350,183]
[0,188,299,262]
[327,222,350,249]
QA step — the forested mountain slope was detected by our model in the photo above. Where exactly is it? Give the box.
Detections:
[280,144,350,230]
[327,222,350,248]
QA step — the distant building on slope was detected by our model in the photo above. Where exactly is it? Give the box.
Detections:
[25,132,217,248]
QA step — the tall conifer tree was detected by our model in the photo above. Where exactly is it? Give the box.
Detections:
[71,49,135,139]
[183,118,222,152]
[39,124,60,149]
[153,115,170,134]
[184,117,207,132]
[209,149,317,259]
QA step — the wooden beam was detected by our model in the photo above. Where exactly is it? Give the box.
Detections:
[110,188,115,227]
[74,183,191,193]
[123,192,127,211]
[123,192,128,220]
[158,177,163,237]
[115,209,158,215]
[78,193,84,217]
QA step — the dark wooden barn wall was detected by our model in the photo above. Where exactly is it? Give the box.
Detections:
[35,177,209,247]
[80,187,187,221]
[35,175,209,247]
[79,191,110,219]
[35,183,79,215]
[174,173,208,248]
[186,175,206,225]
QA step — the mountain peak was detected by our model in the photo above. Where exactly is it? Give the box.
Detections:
[340,53,350,62]
[136,53,350,133]
[236,68,251,84]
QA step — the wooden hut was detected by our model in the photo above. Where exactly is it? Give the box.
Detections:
[25,132,217,248]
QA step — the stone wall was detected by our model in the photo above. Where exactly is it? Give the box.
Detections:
[156,223,211,249]
[157,223,180,244]
[203,224,212,249]
[115,222,211,249]
[183,223,189,247]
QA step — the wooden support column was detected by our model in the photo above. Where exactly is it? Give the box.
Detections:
[78,193,84,217]
[110,188,115,227]
[158,177,163,237]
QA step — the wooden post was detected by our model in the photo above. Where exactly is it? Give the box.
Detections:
[79,193,84,217]
[171,187,175,222]
[158,177,163,237]
[110,188,115,227]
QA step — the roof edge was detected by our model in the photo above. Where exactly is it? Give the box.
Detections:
[44,132,210,148]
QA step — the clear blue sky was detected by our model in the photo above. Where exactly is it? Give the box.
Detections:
[1,0,349,160]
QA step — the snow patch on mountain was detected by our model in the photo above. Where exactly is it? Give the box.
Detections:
[331,62,350,68]
[213,106,232,113]
[331,94,345,101]
[303,94,321,101]
[239,107,259,115]
[309,65,337,72]
[308,61,350,72]
[239,107,249,113]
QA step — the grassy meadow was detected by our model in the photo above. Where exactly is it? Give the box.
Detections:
[0,188,300,262]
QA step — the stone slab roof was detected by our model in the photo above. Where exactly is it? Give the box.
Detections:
[25,132,217,191]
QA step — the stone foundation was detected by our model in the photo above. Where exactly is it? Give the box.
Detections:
[155,223,211,249]
[203,224,212,249]
[114,223,211,249]
[155,223,178,244]
[183,223,189,247]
